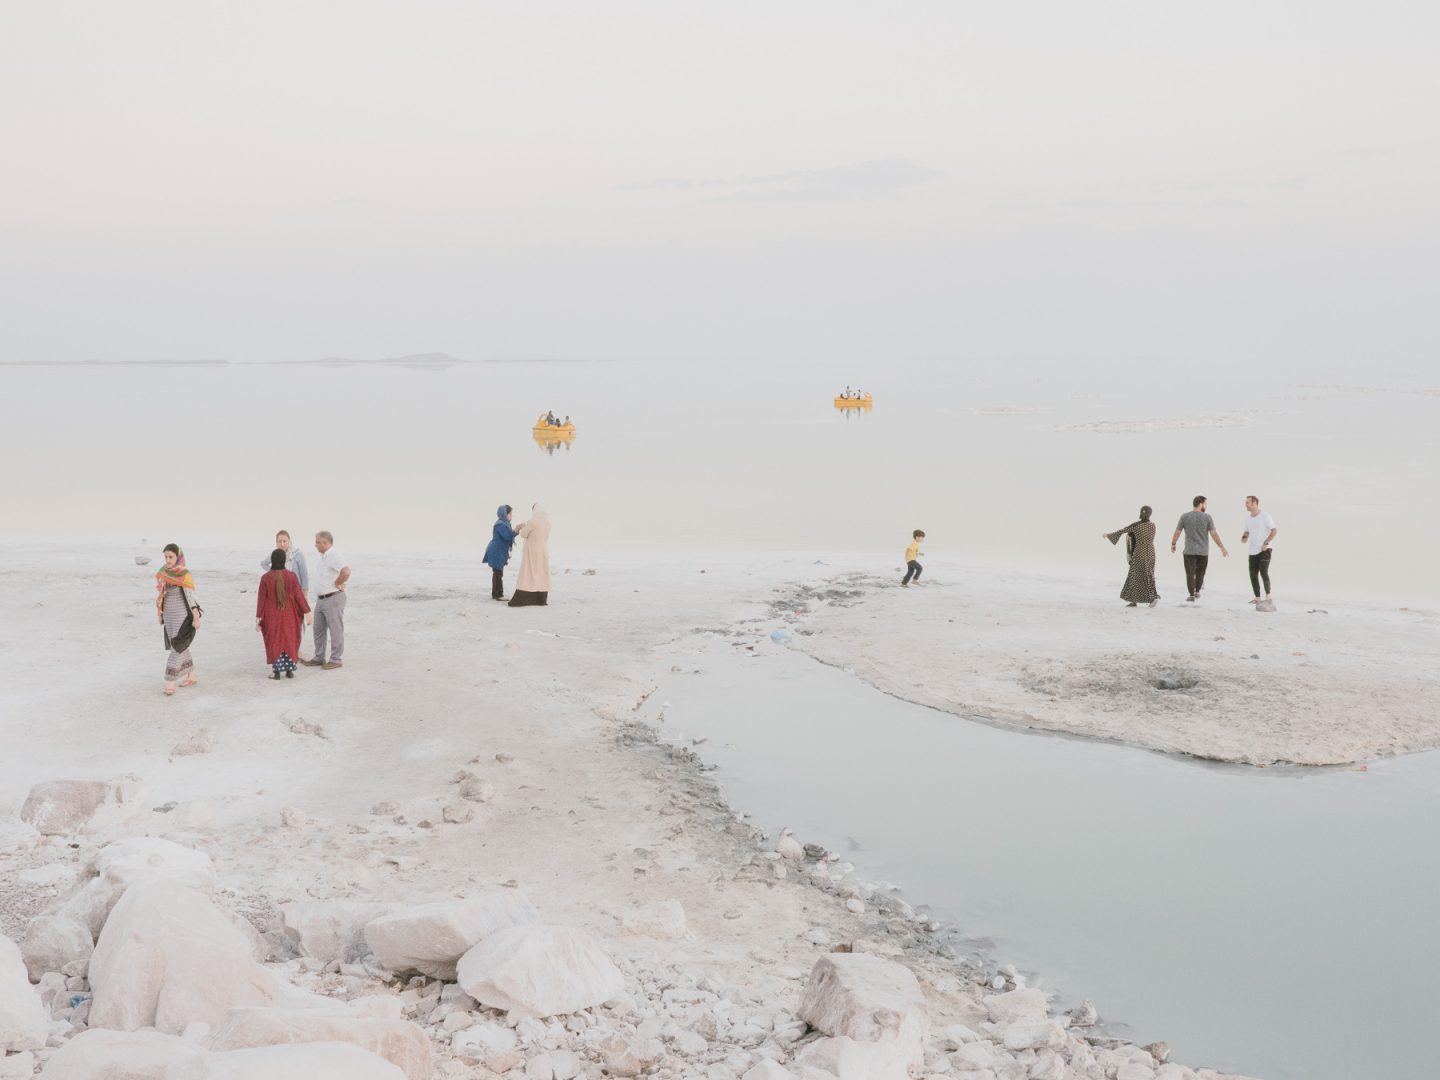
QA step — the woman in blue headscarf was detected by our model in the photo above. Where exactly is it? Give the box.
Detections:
[484,505,517,601]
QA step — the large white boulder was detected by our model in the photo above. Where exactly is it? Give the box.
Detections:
[280,902,397,964]
[164,1042,405,1080]
[37,1028,204,1079]
[797,953,927,1069]
[89,880,283,1034]
[363,893,538,979]
[20,777,146,835]
[0,935,47,1052]
[21,914,94,982]
[58,838,216,940]
[207,1005,431,1080]
[795,1034,918,1080]
[456,924,624,1017]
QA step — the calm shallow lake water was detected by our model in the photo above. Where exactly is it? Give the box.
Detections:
[656,639,1440,1080]
[4,359,1437,606]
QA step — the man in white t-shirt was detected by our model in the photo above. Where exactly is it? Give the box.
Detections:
[1240,496,1278,605]
[304,530,351,669]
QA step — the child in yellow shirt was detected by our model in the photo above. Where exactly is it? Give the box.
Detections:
[902,530,925,587]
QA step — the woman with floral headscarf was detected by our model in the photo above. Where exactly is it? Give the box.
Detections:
[155,543,203,694]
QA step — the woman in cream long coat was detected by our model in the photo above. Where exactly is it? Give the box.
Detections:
[508,504,552,607]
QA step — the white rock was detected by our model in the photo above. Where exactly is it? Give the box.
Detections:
[938,1023,981,1048]
[982,988,1049,1026]
[776,834,804,862]
[280,902,397,964]
[600,1036,643,1077]
[670,1028,708,1055]
[20,777,146,835]
[548,1050,582,1079]
[21,914,94,982]
[208,1004,432,1080]
[59,838,216,940]
[89,881,283,1034]
[471,1050,515,1074]
[744,1063,796,1080]
[1116,1064,1157,1080]
[166,1042,406,1079]
[0,1051,34,1079]
[93,837,214,891]
[797,1034,918,1080]
[621,900,687,940]
[440,803,474,825]
[1003,1021,1064,1052]
[951,1042,997,1071]
[457,925,624,1017]
[0,822,40,855]
[1154,1066,1198,1080]
[450,1022,517,1056]
[844,899,865,914]
[797,953,927,1069]
[459,779,496,803]
[0,935,47,1051]
[364,893,538,979]
[36,1028,203,1078]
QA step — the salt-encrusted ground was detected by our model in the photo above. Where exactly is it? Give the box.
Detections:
[0,545,1363,1077]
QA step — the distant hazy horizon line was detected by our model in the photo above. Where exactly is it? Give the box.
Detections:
[0,353,617,367]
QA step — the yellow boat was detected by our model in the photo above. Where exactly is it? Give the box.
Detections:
[834,394,873,408]
[533,412,576,435]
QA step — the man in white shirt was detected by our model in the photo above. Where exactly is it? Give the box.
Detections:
[304,530,351,669]
[1240,496,1278,606]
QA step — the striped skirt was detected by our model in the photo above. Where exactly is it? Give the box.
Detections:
[163,585,194,682]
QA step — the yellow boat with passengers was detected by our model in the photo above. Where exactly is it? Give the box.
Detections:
[834,394,873,408]
[533,412,576,435]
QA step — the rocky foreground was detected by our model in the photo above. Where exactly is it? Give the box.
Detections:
[0,775,1261,1080]
[0,550,1277,1079]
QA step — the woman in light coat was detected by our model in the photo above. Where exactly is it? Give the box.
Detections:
[507,504,552,607]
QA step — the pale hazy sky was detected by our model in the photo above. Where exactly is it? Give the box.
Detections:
[2,2,1435,370]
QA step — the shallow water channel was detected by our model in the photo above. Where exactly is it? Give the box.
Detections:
[653,638,1440,1080]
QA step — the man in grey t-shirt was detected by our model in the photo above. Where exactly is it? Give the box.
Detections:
[1171,495,1229,601]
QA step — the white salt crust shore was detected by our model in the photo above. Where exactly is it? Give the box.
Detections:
[0,544,1388,1078]
[778,563,1440,766]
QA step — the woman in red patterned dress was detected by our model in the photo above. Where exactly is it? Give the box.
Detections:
[256,549,312,679]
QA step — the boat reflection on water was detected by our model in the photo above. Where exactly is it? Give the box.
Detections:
[533,428,576,454]
[834,393,873,417]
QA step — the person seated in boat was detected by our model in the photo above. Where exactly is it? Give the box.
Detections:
[546,410,558,426]
[841,386,853,399]
[855,389,865,400]
[563,415,571,427]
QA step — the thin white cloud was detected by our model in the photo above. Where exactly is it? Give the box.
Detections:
[619,158,940,203]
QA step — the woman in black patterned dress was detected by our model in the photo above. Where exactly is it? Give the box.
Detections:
[1103,507,1160,607]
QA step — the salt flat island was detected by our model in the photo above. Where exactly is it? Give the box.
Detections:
[7,547,1434,1079]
